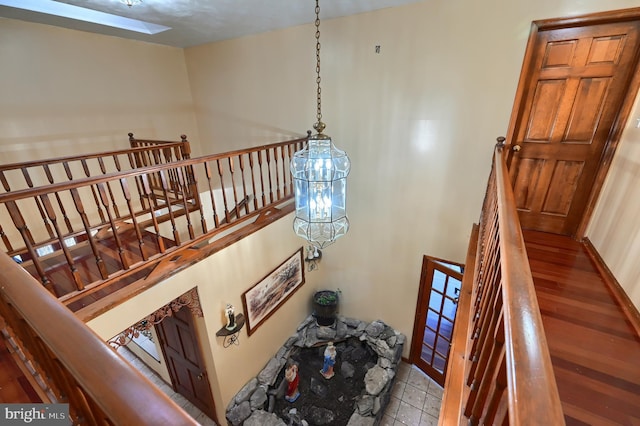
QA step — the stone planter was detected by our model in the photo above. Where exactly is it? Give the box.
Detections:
[312,290,339,326]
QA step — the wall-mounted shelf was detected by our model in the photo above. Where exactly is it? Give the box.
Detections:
[215,313,245,347]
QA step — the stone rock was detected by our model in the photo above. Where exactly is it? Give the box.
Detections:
[378,357,392,369]
[346,412,376,426]
[316,325,337,341]
[379,325,396,340]
[364,365,390,396]
[372,396,382,415]
[310,376,328,398]
[250,386,268,410]
[244,409,287,426]
[226,401,252,426]
[341,360,355,378]
[355,395,374,415]
[258,357,285,386]
[307,406,335,425]
[342,317,361,328]
[303,327,319,347]
[336,320,349,339]
[386,335,397,348]
[297,315,315,331]
[234,377,258,405]
[364,320,385,338]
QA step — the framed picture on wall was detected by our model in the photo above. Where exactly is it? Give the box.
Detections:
[242,248,305,336]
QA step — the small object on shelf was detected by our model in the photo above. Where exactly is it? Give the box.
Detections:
[216,313,245,348]
[225,304,236,330]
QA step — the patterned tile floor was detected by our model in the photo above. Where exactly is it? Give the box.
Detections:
[118,346,217,425]
[381,362,443,426]
[119,347,440,426]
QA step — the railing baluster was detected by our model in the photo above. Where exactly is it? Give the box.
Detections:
[265,148,274,203]
[248,152,259,211]
[97,182,129,270]
[158,170,181,245]
[120,178,147,261]
[175,168,195,240]
[0,170,10,191]
[70,188,109,280]
[39,193,84,291]
[239,154,250,215]
[0,223,13,252]
[44,164,73,233]
[228,157,239,217]
[204,162,219,229]
[217,159,231,224]
[5,200,52,293]
[140,175,165,253]
[257,150,267,207]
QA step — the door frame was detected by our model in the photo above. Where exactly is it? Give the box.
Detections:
[409,255,464,386]
[155,304,218,423]
[504,7,640,239]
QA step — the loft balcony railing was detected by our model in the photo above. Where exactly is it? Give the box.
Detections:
[0,133,191,193]
[440,140,565,425]
[0,249,198,425]
[0,135,307,320]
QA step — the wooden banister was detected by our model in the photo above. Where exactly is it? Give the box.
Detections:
[0,250,197,425]
[0,143,189,193]
[440,140,564,425]
[0,135,307,314]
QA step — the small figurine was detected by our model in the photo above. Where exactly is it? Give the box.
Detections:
[320,342,337,379]
[285,363,300,402]
[225,304,236,330]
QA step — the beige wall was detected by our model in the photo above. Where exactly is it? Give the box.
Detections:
[0,18,200,162]
[88,215,322,423]
[183,0,640,372]
[587,92,640,310]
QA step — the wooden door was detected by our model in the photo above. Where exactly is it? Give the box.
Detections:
[506,9,640,236]
[410,256,463,386]
[155,305,217,422]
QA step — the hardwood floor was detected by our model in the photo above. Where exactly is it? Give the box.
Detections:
[0,333,42,403]
[21,229,175,312]
[524,230,640,426]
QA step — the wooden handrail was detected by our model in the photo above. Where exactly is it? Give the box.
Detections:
[440,140,564,425]
[0,135,307,312]
[0,250,197,425]
[0,140,190,193]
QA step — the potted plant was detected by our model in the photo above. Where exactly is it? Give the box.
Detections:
[312,290,339,326]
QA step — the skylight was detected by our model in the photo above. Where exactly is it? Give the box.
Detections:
[0,0,172,35]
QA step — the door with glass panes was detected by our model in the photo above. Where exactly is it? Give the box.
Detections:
[409,256,463,386]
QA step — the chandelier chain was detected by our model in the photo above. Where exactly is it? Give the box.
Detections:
[315,0,322,126]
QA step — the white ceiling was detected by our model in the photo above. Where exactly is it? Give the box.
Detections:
[0,0,425,48]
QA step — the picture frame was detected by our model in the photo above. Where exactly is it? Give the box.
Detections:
[242,248,305,336]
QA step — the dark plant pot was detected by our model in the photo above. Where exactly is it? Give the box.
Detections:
[313,290,339,326]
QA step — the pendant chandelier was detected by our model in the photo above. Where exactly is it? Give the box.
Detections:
[290,0,350,249]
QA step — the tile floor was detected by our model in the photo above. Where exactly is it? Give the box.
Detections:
[382,362,443,426]
[118,346,218,425]
[119,346,441,426]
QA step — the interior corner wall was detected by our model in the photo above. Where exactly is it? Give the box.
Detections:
[0,17,201,162]
[183,0,640,366]
[587,91,640,311]
[87,214,323,424]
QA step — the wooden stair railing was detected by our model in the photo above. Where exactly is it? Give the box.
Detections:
[0,135,190,193]
[0,250,198,425]
[0,135,307,314]
[440,140,564,425]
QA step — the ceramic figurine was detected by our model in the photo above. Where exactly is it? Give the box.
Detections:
[320,342,337,379]
[285,364,300,402]
[225,304,236,330]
